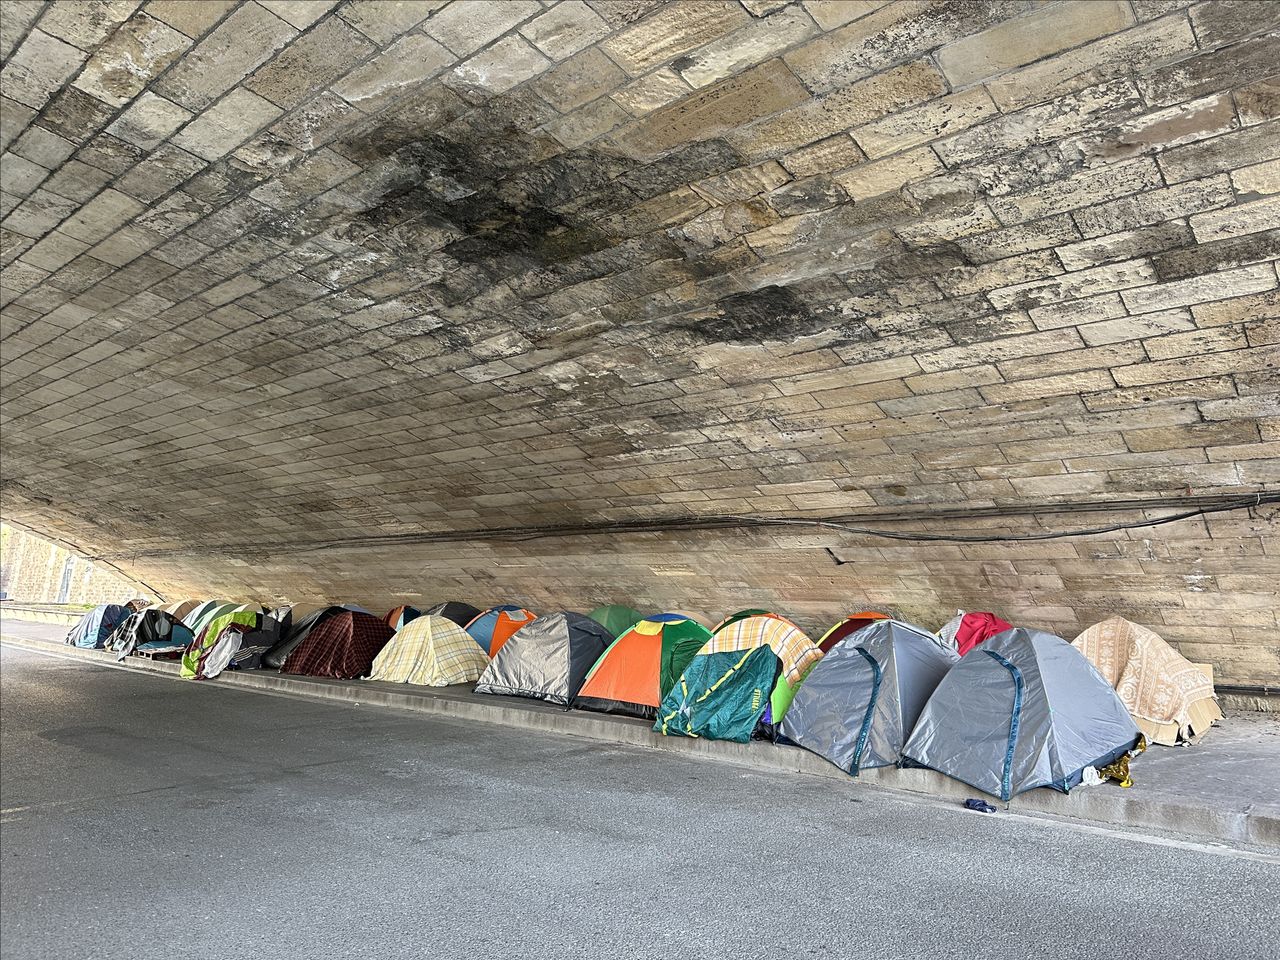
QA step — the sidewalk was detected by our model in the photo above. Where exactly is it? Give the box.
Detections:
[4,617,1276,849]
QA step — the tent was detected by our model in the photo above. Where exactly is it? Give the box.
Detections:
[466,605,537,657]
[574,613,713,719]
[655,646,782,743]
[423,601,482,628]
[181,607,263,678]
[263,604,354,669]
[280,610,393,679]
[383,605,423,632]
[703,614,824,727]
[368,615,489,686]
[65,604,129,648]
[587,604,642,638]
[160,599,200,621]
[1072,616,1222,746]
[816,612,889,653]
[187,601,239,639]
[903,628,1142,801]
[475,612,612,707]
[711,609,795,633]
[938,610,1012,656]
[781,620,958,774]
[107,609,194,660]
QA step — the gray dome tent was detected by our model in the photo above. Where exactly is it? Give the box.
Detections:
[474,612,612,707]
[781,620,958,775]
[902,628,1141,801]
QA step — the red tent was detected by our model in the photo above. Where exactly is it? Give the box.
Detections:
[953,612,1012,656]
[281,611,393,679]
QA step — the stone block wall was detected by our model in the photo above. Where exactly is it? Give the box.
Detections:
[1,2,1276,682]
[0,523,145,605]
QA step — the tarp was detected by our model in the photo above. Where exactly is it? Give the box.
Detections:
[903,628,1141,800]
[383,605,423,632]
[280,611,393,679]
[587,604,642,638]
[188,601,239,640]
[475,612,612,706]
[182,600,226,630]
[423,602,482,628]
[466,605,537,657]
[574,614,712,719]
[938,610,1012,656]
[182,608,259,678]
[655,646,781,743]
[781,620,958,774]
[1072,616,1222,745]
[262,605,350,669]
[65,604,128,648]
[816,612,889,653]
[161,599,200,620]
[368,615,489,686]
[186,623,249,680]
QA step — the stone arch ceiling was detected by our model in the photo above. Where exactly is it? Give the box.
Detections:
[1,1,1278,681]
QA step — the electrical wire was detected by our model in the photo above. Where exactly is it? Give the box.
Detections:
[95,491,1276,558]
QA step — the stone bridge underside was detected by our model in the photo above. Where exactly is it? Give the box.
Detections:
[2,1,1278,683]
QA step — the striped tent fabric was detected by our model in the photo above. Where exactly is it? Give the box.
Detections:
[368,615,489,686]
[704,615,822,687]
[281,611,393,679]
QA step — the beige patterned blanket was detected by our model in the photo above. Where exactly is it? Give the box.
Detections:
[1073,616,1220,745]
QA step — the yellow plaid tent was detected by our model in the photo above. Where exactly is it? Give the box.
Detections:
[367,615,489,686]
[702,615,822,687]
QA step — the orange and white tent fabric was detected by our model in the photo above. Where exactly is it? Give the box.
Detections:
[703,614,822,687]
[368,615,489,686]
[1072,616,1222,746]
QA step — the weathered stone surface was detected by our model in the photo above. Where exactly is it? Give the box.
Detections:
[331,33,454,110]
[936,1,1133,88]
[3,0,1279,687]
[521,0,612,61]
[105,92,192,151]
[246,15,376,110]
[154,3,296,110]
[425,0,543,57]
[614,58,809,157]
[0,29,87,110]
[600,0,750,75]
[673,5,818,88]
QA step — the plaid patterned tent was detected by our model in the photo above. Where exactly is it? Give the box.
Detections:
[705,615,822,687]
[281,611,393,679]
[368,615,489,686]
[702,614,824,730]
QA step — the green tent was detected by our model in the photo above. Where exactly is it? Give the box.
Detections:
[587,604,642,638]
[654,646,782,743]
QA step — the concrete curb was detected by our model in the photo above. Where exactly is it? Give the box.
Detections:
[5,633,1277,849]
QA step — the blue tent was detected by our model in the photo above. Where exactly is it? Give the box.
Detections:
[65,604,129,649]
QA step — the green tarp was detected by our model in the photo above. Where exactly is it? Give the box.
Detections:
[654,646,782,743]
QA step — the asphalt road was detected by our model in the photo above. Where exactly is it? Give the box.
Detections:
[2,645,1276,960]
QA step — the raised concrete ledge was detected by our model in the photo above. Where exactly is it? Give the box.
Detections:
[4,632,1277,850]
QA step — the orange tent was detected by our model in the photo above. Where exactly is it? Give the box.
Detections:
[466,605,537,657]
[574,614,713,719]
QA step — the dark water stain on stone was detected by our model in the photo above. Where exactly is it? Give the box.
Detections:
[670,285,872,345]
